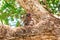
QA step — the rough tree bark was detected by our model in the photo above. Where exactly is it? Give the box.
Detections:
[0,0,60,40]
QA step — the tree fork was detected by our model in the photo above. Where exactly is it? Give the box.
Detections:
[0,0,60,40]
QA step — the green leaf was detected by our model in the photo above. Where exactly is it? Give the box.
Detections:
[4,18,9,25]
[16,21,20,27]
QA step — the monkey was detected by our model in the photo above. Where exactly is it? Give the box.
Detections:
[24,13,32,25]
[20,13,31,26]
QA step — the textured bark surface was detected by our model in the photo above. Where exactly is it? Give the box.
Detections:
[0,0,60,40]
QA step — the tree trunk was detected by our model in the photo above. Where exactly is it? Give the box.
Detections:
[0,0,60,40]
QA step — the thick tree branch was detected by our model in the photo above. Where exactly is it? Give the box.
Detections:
[0,0,60,40]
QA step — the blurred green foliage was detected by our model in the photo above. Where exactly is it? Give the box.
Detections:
[0,0,26,26]
[40,0,60,14]
[0,0,60,27]
[46,0,60,14]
